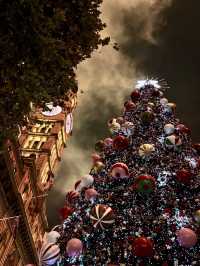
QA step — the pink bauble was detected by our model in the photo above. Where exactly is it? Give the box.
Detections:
[104,138,113,147]
[110,162,129,178]
[176,227,197,248]
[91,153,101,165]
[66,238,83,257]
[85,188,98,201]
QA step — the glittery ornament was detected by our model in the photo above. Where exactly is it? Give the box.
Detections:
[140,111,154,124]
[90,204,115,229]
[176,169,192,184]
[95,140,104,152]
[131,89,140,102]
[94,161,105,172]
[66,238,83,257]
[175,124,191,135]
[113,135,129,150]
[134,175,156,193]
[59,206,74,220]
[85,188,98,201]
[104,138,113,147]
[132,237,154,257]
[124,100,136,111]
[176,227,197,248]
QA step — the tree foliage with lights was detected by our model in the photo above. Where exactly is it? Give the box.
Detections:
[0,0,109,143]
[40,79,200,266]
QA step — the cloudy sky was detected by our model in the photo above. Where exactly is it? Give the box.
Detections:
[47,0,200,227]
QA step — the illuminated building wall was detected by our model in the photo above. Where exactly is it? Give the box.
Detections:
[0,89,77,265]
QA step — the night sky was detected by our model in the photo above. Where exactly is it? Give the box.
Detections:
[47,0,200,227]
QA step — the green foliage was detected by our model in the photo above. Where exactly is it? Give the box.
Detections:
[0,0,109,141]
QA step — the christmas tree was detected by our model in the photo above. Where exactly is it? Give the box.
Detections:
[41,80,200,265]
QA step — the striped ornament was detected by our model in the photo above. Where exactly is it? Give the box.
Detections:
[110,162,129,178]
[66,191,79,205]
[39,242,60,266]
[90,204,115,230]
[138,144,155,157]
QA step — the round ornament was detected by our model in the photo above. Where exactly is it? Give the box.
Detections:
[134,175,156,193]
[147,102,155,108]
[138,143,155,157]
[121,121,134,137]
[176,227,197,248]
[124,100,136,111]
[75,175,94,192]
[131,89,140,102]
[44,231,60,245]
[85,188,98,202]
[93,161,105,173]
[104,138,113,147]
[176,169,192,184]
[107,118,117,127]
[160,98,168,105]
[59,206,74,220]
[95,140,104,152]
[109,123,121,134]
[164,124,175,135]
[140,111,154,124]
[193,143,200,155]
[113,135,129,150]
[39,242,60,265]
[81,174,94,187]
[91,153,101,165]
[165,135,182,149]
[90,204,115,229]
[194,210,200,224]
[108,118,121,134]
[66,238,83,258]
[166,102,176,112]
[110,162,129,178]
[175,124,191,135]
[116,116,124,125]
[132,237,154,257]
[66,191,79,205]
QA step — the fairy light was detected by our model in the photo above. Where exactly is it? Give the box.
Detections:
[136,79,161,89]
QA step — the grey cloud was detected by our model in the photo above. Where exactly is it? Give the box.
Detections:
[47,0,200,226]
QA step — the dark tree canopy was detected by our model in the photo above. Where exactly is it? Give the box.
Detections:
[0,0,109,142]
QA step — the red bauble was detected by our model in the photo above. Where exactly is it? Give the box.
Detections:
[59,206,74,220]
[193,143,200,155]
[132,237,154,257]
[113,135,129,150]
[175,124,191,135]
[176,169,192,184]
[124,100,136,111]
[131,89,140,102]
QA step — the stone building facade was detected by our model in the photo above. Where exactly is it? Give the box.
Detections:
[0,89,77,265]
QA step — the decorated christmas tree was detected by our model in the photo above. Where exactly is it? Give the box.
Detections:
[40,80,200,265]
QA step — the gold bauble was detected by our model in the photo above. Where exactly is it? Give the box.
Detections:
[194,210,200,223]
